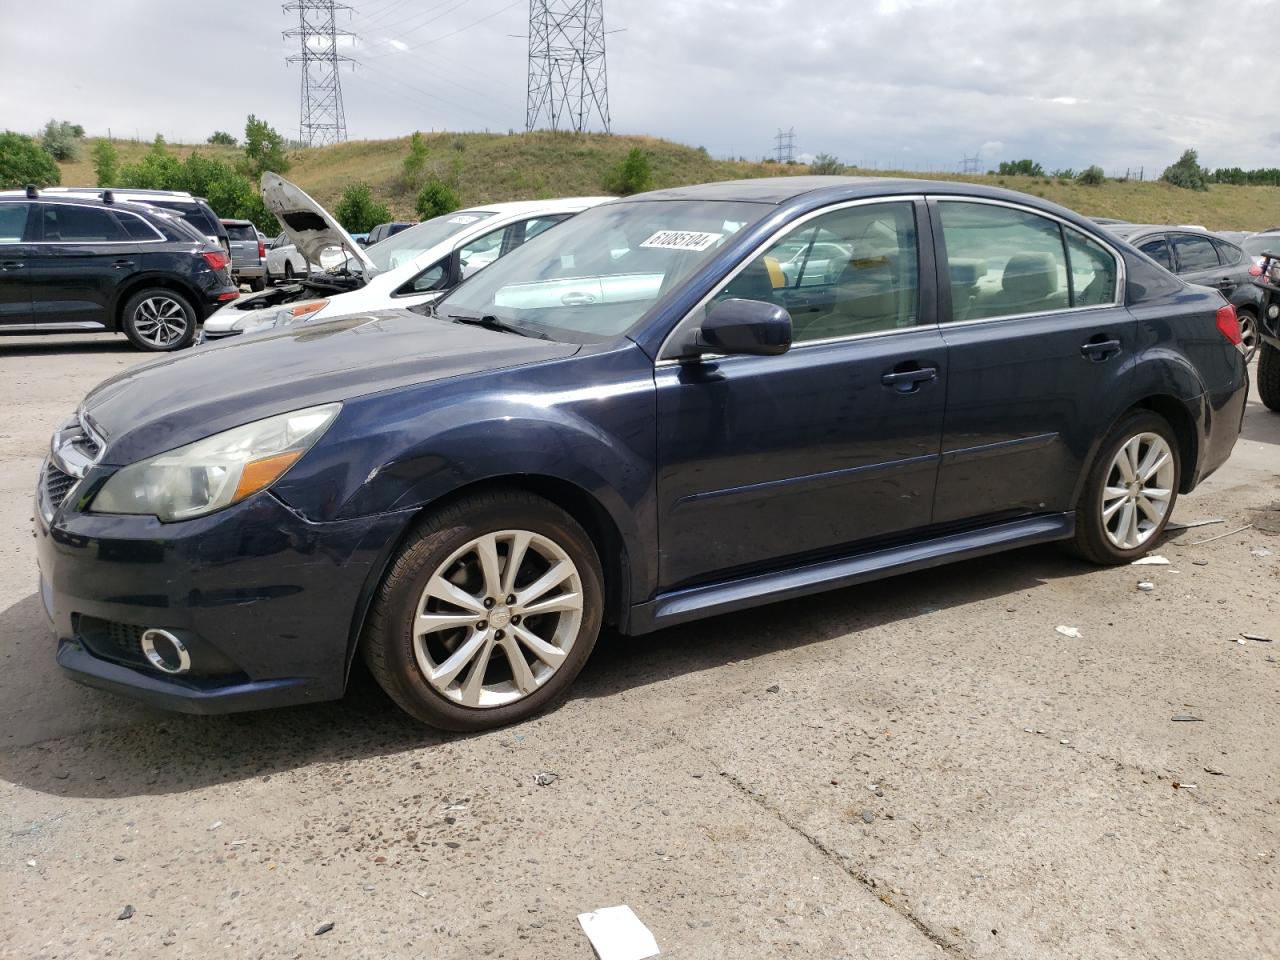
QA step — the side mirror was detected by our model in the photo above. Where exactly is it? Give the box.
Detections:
[695,298,792,357]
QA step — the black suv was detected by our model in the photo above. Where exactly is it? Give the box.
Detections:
[0,190,238,351]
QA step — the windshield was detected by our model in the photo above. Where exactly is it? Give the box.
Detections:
[434,199,771,342]
[364,210,497,273]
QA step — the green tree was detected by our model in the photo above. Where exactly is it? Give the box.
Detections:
[1076,165,1106,186]
[807,153,844,175]
[207,130,238,146]
[118,135,184,190]
[415,179,460,220]
[1161,149,1208,191]
[92,139,119,186]
[603,147,653,195]
[334,182,390,234]
[402,131,429,189]
[40,119,84,162]
[0,131,61,188]
[242,115,290,178]
[997,159,1045,177]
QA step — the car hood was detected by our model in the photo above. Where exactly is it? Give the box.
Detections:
[81,310,581,465]
[261,172,378,275]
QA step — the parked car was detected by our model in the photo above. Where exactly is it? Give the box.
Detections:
[200,174,609,340]
[366,221,415,245]
[221,219,266,291]
[31,187,231,258]
[350,232,370,247]
[36,177,1247,729]
[1104,223,1265,359]
[1242,232,1280,267]
[0,188,236,350]
[1252,249,1280,410]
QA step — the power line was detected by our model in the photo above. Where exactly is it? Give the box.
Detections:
[774,127,795,163]
[360,0,524,62]
[526,0,611,133]
[284,0,357,146]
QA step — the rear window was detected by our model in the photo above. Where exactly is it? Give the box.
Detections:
[1210,238,1242,265]
[224,223,257,240]
[116,213,161,241]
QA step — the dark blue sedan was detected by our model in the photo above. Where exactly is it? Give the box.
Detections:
[36,177,1249,729]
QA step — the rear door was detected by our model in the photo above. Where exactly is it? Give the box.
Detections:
[930,199,1132,524]
[27,203,132,328]
[0,202,34,327]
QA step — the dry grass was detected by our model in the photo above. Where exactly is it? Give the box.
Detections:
[59,134,1280,231]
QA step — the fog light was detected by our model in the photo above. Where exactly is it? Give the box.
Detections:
[140,629,191,675]
[1267,303,1279,320]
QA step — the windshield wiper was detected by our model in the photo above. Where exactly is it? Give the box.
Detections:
[444,311,550,340]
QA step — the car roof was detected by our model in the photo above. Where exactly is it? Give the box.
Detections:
[1105,223,1237,244]
[463,197,614,216]
[0,191,168,216]
[220,218,254,226]
[43,186,196,199]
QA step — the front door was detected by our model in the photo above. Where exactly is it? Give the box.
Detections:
[655,199,947,590]
[929,199,1134,524]
[0,201,34,326]
[27,203,132,328]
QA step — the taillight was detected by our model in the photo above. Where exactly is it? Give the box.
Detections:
[202,251,229,272]
[258,240,266,258]
[1215,303,1241,346]
[1249,263,1262,277]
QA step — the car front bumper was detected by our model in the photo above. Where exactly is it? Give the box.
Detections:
[36,476,411,714]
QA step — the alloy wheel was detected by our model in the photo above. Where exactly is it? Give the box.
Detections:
[1100,432,1175,550]
[412,530,584,708]
[1238,312,1259,360]
[132,296,189,347]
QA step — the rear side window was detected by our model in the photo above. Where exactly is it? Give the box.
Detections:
[0,202,30,243]
[938,202,1069,321]
[1138,236,1172,270]
[1171,233,1220,272]
[115,213,161,241]
[41,204,127,242]
[1210,238,1242,265]
[224,223,257,240]
[150,201,216,237]
[1064,227,1118,306]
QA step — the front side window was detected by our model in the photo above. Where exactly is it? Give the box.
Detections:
[41,204,126,242]
[1138,236,1173,270]
[939,202,1069,321]
[1171,233,1220,272]
[458,225,507,279]
[365,210,498,273]
[1064,227,1119,306]
[711,201,919,343]
[0,203,30,243]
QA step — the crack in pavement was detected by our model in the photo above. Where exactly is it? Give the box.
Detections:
[716,768,970,959]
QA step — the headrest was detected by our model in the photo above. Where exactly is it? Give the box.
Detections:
[1002,252,1058,300]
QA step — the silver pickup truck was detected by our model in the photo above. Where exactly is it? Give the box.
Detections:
[221,219,266,291]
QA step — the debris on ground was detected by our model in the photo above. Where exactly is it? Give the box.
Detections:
[533,772,559,787]
[1175,523,1252,546]
[207,820,222,831]
[117,905,134,921]
[577,905,661,960]
[1137,581,1155,592]
[861,809,875,824]
[1192,559,1209,566]
[1172,782,1196,790]
[1055,625,1083,639]
[1165,518,1225,531]
[1170,714,1203,722]
[1204,767,1226,776]
[314,922,334,936]
[1242,632,1272,642]
[1132,555,1171,565]
[765,684,780,693]
[1251,547,1274,558]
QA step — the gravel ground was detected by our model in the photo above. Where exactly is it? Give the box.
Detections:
[1,333,1277,960]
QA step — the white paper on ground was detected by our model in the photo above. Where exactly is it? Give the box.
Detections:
[577,905,660,960]
[1131,555,1171,565]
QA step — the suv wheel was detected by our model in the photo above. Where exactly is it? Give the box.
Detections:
[362,490,604,730]
[1071,410,1181,564]
[1258,341,1280,411]
[121,288,197,352]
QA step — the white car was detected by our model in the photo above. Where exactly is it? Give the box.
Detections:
[202,174,610,340]
[263,232,345,283]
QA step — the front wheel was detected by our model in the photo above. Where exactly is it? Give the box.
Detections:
[1071,410,1181,564]
[361,490,604,730]
[120,288,197,351]
[1258,340,1280,412]
[283,262,295,282]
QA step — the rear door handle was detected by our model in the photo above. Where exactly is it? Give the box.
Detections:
[1081,338,1122,361]
[881,366,938,393]
[0,260,23,269]
[113,259,135,269]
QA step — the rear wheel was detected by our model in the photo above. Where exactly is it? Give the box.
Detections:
[1237,308,1259,362]
[362,490,604,730]
[284,262,295,282]
[1258,341,1280,412]
[1071,410,1181,564]
[249,277,265,293]
[120,288,197,352]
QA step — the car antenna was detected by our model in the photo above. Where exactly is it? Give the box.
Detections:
[101,190,115,204]
[25,184,38,199]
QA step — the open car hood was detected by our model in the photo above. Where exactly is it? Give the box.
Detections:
[261,172,378,275]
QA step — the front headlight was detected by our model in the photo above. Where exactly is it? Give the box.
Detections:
[90,403,341,522]
[232,299,329,334]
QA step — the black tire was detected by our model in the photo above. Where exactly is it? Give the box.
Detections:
[283,262,295,282]
[1071,409,1181,565]
[249,277,266,293]
[1237,308,1259,362]
[1259,341,1280,412]
[361,490,604,730]
[120,287,197,352]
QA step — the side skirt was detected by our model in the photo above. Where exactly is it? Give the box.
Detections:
[625,512,1075,635]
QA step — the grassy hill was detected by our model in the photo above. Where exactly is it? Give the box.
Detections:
[59,133,1280,232]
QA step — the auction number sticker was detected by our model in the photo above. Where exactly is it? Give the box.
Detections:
[639,230,723,252]
[448,215,481,225]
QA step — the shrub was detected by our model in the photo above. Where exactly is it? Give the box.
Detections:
[207,131,238,146]
[1161,149,1208,191]
[0,131,60,188]
[402,131,429,189]
[808,153,844,175]
[997,159,1045,177]
[92,140,118,186]
[415,180,460,220]
[118,135,183,190]
[334,182,391,234]
[1076,165,1106,186]
[242,114,290,178]
[40,119,84,162]
[603,147,652,195]
[1050,168,1076,180]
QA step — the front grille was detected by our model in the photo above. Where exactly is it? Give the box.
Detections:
[43,463,77,508]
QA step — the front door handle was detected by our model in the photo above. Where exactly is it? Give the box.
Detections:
[881,366,938,393]
[1081,337,1122,361]
[0,260,23,269]
[113,259,135,269]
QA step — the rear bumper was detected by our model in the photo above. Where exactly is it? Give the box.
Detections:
[1191,358,1249,488]
[232,264,265,279]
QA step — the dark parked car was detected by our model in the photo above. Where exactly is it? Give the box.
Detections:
[36,178,1247,729]
[221,218,266,291]
[1,190,237,350]
[36,187,231,259]
[365,221,415,245]
[1104,223,1265,358]
[1252,249,1280,410]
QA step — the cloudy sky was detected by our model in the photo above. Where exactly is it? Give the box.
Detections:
[3,0,1276,175]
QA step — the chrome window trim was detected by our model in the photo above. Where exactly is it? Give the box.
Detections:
[656,194,927,363]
